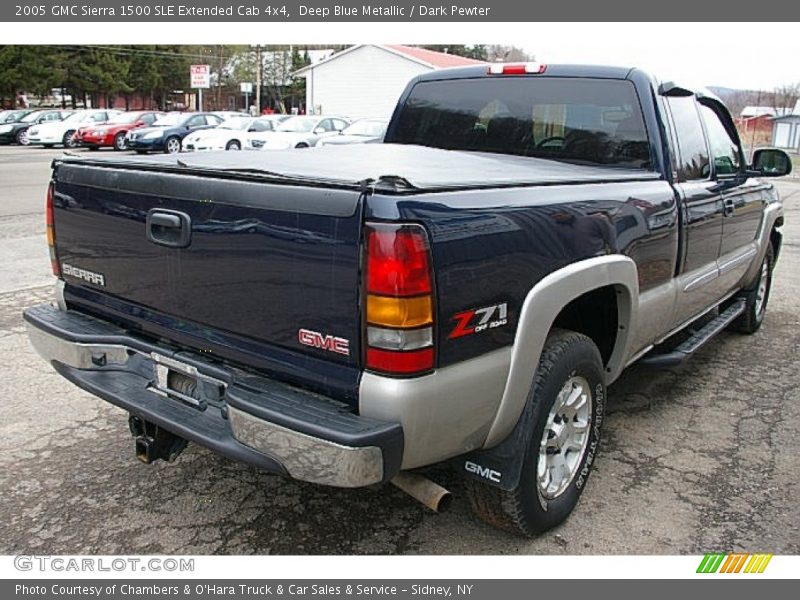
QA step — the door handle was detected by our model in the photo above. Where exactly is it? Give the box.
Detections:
[723,198,735,217]
[146,209,191,248]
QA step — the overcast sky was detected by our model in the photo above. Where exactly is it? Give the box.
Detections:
[14,22,799,92]
[515,23,800,91]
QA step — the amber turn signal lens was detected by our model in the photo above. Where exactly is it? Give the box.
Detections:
[366,295,433,329]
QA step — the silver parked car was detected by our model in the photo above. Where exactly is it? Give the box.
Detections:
[251,115,351,150]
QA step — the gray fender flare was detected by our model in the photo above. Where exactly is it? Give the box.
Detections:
[483,255,639,449]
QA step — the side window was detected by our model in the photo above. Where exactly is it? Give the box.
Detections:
[699,105,741,176]
[317,119,333,132]
[44,112,59,121]
[186,115,205,128]
[141,113,156,125]
[208,115,223,125]
[91,112,106,122]
[666,97,710,181]
[333,119,348,131]
[251,120,270,132]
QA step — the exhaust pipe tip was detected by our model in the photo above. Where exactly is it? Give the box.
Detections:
[391,472,452,513]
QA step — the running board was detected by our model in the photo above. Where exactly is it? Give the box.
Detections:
[638,298,747,368]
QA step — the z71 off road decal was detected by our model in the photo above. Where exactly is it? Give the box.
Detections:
[448,302,508,339]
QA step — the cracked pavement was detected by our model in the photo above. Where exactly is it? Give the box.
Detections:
[0,147,798,555]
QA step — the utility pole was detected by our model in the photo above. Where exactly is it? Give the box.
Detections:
[255,45,262,114]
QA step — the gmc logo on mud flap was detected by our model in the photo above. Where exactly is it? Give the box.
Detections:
[465,460,502,483]
[297,329,350,356]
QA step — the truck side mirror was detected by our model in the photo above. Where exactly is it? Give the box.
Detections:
[751,148,793,177]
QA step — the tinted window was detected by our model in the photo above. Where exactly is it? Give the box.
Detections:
[332,119,348,131]
[389,77,651,168]
[186,115,206,127]
[141,113,157,125]
[667,97,710,181]
[700,105,741,176]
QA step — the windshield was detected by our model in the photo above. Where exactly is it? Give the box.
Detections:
[219,118,252,131]
[152,113,185,127]
[389,78,652,169]
[277,117,316,133]
[107,112,142,124]
[3,110,29,123]
[62,112,88,123]
[344,120,387,137]
[21,111,45,123]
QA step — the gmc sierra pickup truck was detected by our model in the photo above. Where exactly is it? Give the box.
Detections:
[25,64,792,537]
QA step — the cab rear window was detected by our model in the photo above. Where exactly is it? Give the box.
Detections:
[389,77,652,169]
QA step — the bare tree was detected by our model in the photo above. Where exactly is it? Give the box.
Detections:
[771,82,800,115]
[487,45,534,62]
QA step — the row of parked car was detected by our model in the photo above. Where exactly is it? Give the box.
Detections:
[0,107,388,153]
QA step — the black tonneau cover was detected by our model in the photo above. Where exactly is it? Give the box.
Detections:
[57,143,659,192]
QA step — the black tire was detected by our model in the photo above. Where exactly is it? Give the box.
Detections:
[295,142,309,148]
[225,139,241,151]
[164,136,181,154]
[62,130,76,148]
[113,131,127,151]
[466,329,606,536]
[730,243,774,334]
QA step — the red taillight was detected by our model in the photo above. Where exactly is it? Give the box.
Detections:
[366,348,434,375]
[366,226,432,296]
[364,223,435,376]
[487,62,546,75]
[46,182,60,277]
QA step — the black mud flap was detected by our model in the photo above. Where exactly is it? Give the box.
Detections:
[454,394,539,492]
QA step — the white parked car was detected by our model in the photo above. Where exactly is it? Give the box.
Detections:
[183,115,288,152]
[27,109,121,148]
[248,115,350,150]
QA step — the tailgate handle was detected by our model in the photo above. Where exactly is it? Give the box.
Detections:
[146,209,191,248]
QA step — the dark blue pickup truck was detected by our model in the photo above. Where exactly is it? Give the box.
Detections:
[24,64,791,536]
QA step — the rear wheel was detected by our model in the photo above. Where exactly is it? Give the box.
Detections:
[16,128,30,145]
[62,130,76,148]
[113,131,127,151]
[164,136,181,154]
[225,139,241,151]
[730,243,774,334]
[295,142,309,148]
[466,329,606,536]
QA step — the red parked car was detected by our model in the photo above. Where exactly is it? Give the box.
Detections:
[76,111,163,150]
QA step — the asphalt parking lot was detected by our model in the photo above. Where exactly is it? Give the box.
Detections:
[0,144,798,555]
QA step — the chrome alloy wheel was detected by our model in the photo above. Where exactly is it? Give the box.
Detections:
[537,376,592,499]
[754,258,769,317]
[166,137,181,154]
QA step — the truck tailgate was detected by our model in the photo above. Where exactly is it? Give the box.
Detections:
[52,159,365,401]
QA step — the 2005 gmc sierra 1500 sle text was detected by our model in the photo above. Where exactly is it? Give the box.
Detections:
[24,64,792,536]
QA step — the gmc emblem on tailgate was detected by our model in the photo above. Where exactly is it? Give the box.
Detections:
[297,328,350,356]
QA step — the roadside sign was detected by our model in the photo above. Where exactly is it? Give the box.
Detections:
[190,65,210,89]
[240,82,253,94]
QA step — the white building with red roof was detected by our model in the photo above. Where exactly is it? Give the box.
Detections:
[294,44,484,120]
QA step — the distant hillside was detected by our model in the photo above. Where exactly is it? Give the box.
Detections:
[707,86,755,101]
